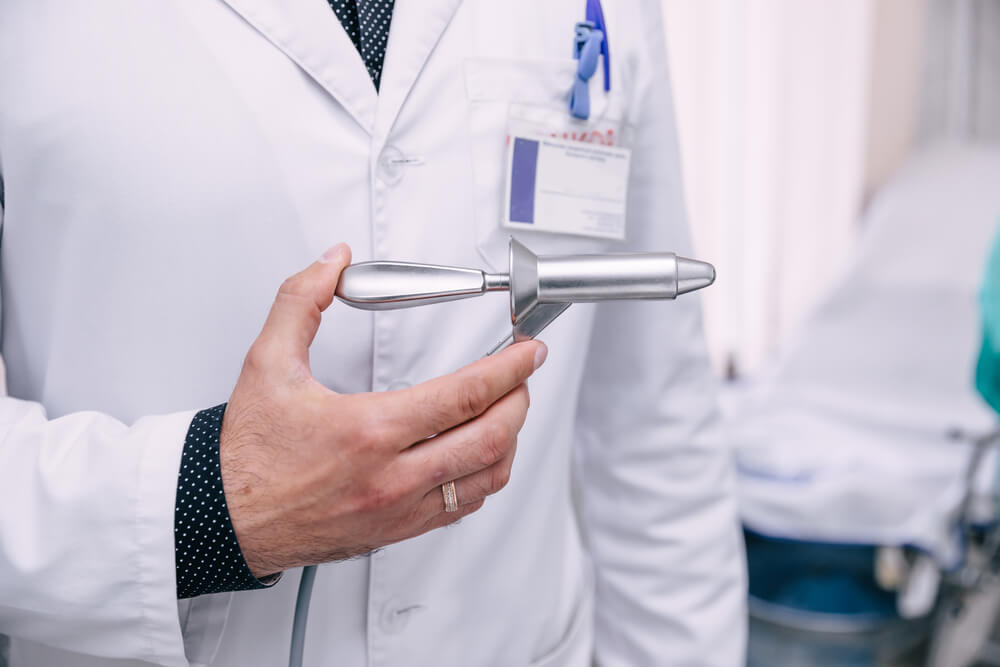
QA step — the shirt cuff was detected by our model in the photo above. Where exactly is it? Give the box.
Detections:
[174,404,280,599]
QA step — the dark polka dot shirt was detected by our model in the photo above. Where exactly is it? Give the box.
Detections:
[328,0,396,90]
[174,3,396,599]
[174,404,276,598]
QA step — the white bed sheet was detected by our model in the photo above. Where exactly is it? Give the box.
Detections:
[730,144,1000,567]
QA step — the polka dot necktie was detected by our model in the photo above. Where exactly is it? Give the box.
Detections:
[328,0,396,90]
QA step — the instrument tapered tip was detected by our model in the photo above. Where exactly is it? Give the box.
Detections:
[676,257,716,296]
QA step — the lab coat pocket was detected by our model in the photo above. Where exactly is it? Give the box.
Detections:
[528,567,595,666]
[464,57,629,272]
[179,592,232,666]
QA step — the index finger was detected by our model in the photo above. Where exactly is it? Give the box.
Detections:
[374,340,546,447]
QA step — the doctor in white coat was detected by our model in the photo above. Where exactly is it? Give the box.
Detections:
[0,0,746,665]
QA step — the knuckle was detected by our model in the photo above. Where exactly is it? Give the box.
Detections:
[356,479,401,512]
[514,383,530,413]
[244,342,266,373]
[278,273,308,297]
[391,472,421,500]
[425,463,449,487]
[457,376,492,420]
[358,416,392,450]
[300,305,322,332]
[497,415,518,446]
[477,420,510,467]
[348,400,398,450]
[276,290,322,330]
[244,338,276,373]
[488,465,512,494]
[417,392,454,436]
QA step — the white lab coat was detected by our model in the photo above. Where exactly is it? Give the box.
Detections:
[0,1,745,666]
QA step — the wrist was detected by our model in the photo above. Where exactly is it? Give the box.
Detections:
[174,404,280,597]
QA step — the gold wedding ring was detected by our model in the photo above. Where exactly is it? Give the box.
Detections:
[442,480,458,512]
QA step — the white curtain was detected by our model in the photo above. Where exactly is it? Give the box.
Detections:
[661,0,923,376]
[918,0,1000,145]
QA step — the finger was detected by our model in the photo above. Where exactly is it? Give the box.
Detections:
[451,450,516,506]
[416,454,515,519]
[257,243,352,362]
[373,340,545,446]
[399,383,529,493]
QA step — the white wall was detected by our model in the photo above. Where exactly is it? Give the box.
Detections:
[865,0,925,199]
[662,0,925,376]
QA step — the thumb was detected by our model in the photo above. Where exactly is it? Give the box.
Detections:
[257,243,353,363]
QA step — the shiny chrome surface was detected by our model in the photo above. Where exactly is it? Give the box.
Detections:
[535,252,715,302]
[509,238,573,341]
[507,238,716,340]
[677,257,717,296]
[537,252,680,301]
[335,239,716,341]
[336,261,506,310]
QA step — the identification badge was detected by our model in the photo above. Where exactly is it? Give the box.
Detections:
[502,133,631,241]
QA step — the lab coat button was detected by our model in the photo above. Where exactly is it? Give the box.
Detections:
[377,145,406,186]
[379,598,421,634]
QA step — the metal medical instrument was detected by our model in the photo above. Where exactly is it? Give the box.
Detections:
[290,238,716,667]
[335,237,716,353]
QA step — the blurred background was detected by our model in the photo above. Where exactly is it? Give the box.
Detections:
[664,0,998,376]
[659,0,1000,664]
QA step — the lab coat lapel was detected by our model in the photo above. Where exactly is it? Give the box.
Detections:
[373,0,464,144]
[220,0,378,133]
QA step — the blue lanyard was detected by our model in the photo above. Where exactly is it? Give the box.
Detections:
[586,0,610,92]
[569,0,610,120]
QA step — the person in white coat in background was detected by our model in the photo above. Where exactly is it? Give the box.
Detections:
[0,0,746,665]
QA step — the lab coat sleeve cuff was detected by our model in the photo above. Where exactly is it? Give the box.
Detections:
[135,408,201,667]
